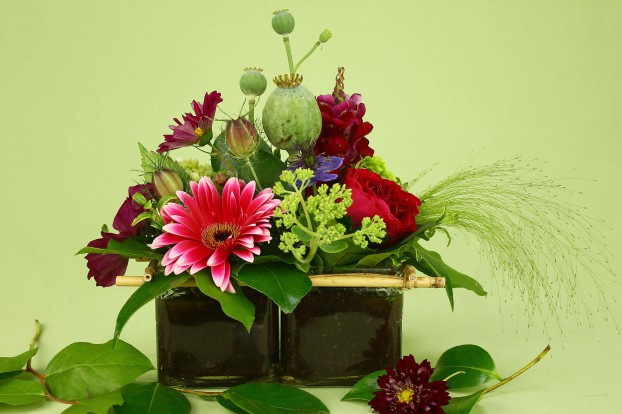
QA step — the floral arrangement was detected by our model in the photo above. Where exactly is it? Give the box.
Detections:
[1,9,611,414]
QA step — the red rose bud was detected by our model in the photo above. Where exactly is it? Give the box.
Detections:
[152,169,184,199]
[225,118,259,157]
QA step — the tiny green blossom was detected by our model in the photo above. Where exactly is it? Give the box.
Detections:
[358,156,397,182]
[176,158,213,182]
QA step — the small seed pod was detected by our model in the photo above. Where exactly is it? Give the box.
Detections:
[152,169,184,199]
[272,9,295,35]
[240,67,267,98]
[225,118,259,157]
[319,29,332,43]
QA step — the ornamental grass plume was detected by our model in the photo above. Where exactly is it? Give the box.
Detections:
[416,157,615,328]
[150,177,279,292]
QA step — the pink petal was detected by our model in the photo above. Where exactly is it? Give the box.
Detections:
[233,249,255,263]
[207,246,231,266]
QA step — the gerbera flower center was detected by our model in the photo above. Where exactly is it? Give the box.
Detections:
[201,223,240,249]
[396,388,415,404]
[194,127,206,137]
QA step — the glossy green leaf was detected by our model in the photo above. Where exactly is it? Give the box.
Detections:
[114,272,190,345]
[0,348,37,374]
[442,389,485,414]
[291,226,312,242]
[0,370,22,381]
[224,383,329,414]
[45,340,154,401]
[431,345,502,389]
[0,379,44,405]
[217,395,249,413]
[114,382,190,414]
[195,270,255,331]
[341,370,385,401]
[77,238,162,260]
[63,390,124,414]
[318,240,349,254]
[234,263,311,314]
[211,131,286,188]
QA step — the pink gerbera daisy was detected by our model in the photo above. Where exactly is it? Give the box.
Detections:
[150,177,279,292]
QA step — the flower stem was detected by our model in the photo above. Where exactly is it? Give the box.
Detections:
[283,36,295,73]
[245,157,263,190]
[484,345,551,395]
[26,320,41,372]
[176,388,224,398]
[294,41,320,73]
[248,98,256,124]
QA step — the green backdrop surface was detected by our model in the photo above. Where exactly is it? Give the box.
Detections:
[1,1,621,413]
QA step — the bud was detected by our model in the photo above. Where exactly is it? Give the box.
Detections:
[226,118,259,157]
[152,169,184,199]
[272,9,295,35]
[319,29,332,43]
[240,67,267,97]
[213,171,229,187]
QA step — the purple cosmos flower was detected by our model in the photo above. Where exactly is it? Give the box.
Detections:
[85,184,152,287]
[369,355,450,414]
[288,152,344,186]
[158,91,223,153]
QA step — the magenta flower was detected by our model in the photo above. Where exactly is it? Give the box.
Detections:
[85,184,152,287]
[158,91,223,153]
[369,355,450,414]
[150,177,279,292]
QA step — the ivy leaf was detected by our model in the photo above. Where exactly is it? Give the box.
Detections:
[45,340,154,401]
[234,263,311,314]
[223,383,329,414]
[77,238,162,260]
[430,345,502,389]
[114,382,190,414]
[62,390,124,414]
[0,379,44,405]
[0,348,38,374]
[341,370,385,401]
[195,270,255,332]
[113,272,190,346]
[442,389,486,414]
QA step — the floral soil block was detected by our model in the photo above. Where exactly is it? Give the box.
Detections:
[156,287,278,387]
[281,287,403,386]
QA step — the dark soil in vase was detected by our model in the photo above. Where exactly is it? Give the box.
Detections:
[156,287,278,387]
[281,287,403,386]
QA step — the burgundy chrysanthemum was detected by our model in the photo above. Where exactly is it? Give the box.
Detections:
[369,355,450,414]
[158,91,223,153]
[314,92,374,166]
[85,184,152,287]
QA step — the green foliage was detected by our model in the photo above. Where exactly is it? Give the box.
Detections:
[442,390,486,414]
[0,348,37,374]
[63,391,124,414]
[114,272,190,345]
[234,263,311,313]
[45,340,154,401]
[138,143,190,185]
[194,270,255,332]
[222,383,329,414]
[430,345,502,389]
[211,130,286,188]
[77,238,162,261]
[341,370,385,401]
[0,379,44,405]
[357,155,396,182]
[115,382,190,414]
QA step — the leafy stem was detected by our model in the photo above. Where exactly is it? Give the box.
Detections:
[484,345,551,395]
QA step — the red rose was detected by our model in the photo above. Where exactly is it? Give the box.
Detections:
[343,168,421,245]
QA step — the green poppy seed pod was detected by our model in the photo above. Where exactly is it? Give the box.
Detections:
[272,10,295,35]
[240,67,267,98]
[319,29,332,43]
[225,118,259,157]
[152,169,184,199]
[262,73,321,156]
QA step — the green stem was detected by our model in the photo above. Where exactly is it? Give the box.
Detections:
[294,41,320,73]
[302,238,320,264]
[484,345,551,395]
[245,157,262,190]
[283,36,295,73]
[296,189,313,233]
[176,388,224,398]
[26,320,41,372]
[248,98,256,124]
[195,145,236,176]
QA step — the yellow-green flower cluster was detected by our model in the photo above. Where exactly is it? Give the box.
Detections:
[176,158,213,182]
[358,155,397,182]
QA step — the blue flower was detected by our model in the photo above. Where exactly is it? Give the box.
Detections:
[288,155,344,186]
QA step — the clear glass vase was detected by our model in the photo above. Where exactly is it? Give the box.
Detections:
[155,286,278,387]
[281,286,403,386]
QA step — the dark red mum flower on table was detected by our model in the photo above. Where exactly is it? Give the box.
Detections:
[158,91,223,153]
[85,184,152,287]
[369,355,450,414]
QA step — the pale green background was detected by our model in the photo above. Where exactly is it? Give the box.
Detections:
[1,0,621,413]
